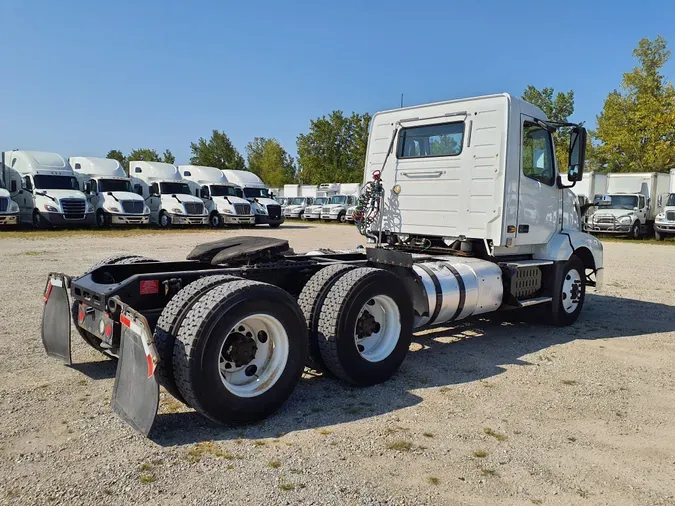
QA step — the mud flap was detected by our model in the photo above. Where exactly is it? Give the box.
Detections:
[41,274,72,364]
[111,304,160,437]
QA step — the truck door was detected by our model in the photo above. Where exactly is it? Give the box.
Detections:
[148,183,161,222]
[88,179,100,210]
[638,195,647,225]
[514,117,559,246]
[21,175,34,223]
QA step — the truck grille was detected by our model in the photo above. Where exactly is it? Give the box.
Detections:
[61,199,86,218]
[120,200,144,214]
[593,216,616,224]
[184,202,204,215]
[667,211,675,221]
[0,198,7,212]
[267,204,281,219]
[322,206,331,213]
[234,203,251,215]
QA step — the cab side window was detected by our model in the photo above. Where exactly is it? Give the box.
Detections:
[522,122,555,186]
[639,196,645,209]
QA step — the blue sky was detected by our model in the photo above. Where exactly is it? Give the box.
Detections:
[3,0,674,165]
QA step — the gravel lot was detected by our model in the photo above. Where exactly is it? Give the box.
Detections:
[1,224,674,506]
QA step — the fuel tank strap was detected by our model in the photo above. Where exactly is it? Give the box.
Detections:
[444,264,466,322]
[415,263,442,326]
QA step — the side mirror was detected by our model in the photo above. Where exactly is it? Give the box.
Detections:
[567,126,587,182]
[84,183,91,193]
[10,181,17,192]
[200,189,210,199]
[658,194,663,207]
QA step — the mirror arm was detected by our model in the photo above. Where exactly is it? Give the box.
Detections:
[556,174,577,189]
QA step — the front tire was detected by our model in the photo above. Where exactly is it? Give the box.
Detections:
[172,280,308,423]
[655,229,665,241]
[33,210,45,229]
[338,211,347,223]
[550,255,586,326]
[317,267,413,386]
[630,222,641,239]
[210,213,223,228]
[159,211,171,228]
[269,223,281,228]
[96,210,108,227]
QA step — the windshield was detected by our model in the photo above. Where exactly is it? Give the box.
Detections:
[313,197,328,205]
[604,195,638,210]
[160,182,191,195]
[290,197,305,205]
[210,185,240,197]
[329,195,346,205]
[243,187,270,199]
[98,179,131,193]
[667,194,675,207]
[34,175,79,191]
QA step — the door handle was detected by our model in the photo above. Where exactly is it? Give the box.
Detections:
[400,170,445,178]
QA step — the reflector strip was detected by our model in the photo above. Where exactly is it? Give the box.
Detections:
[121,311,156,378]
[120,314,131,328]
[43,282,53,303]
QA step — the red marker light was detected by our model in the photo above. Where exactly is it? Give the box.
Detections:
[104,322,112,338]
[139,280,159,295]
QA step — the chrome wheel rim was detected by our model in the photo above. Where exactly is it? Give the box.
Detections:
[353,295,401,362]
[160,214,169,227]
[562,268,582,314]
[218,314,289,397]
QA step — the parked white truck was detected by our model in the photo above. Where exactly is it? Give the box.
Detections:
[221,170,284,227]
[654,168,675,240]
[587,172,669,238]
[0,155,20,228]
[2,150,94,228]
[129,161,208,227]
[41,93,602,436]
[321,189,360,222]
[302,183,339,221]
[178,165,255,227]
[70,157,150,227]
[570,171,608,231]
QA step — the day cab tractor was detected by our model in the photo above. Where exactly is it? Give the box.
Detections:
[41,93,603,436]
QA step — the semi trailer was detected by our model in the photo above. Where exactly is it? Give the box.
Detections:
[130,161,208,227]
[41,93,602,436]
[71,157,150,227]
[654,168,675,240]
[179,165,255,227]
[2,151,95,228]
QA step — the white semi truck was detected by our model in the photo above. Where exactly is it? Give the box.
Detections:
[3,150,94,228]
[654,168,675,240]
[41,93,602,436]
[129,161,208,227]
[70,157,150,227]
[179,165,255,227]
[221,170,284,228]
[0,155,20,228]
[587,172,669,238]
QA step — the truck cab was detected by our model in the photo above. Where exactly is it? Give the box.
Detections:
[321,194,358,222]
[179,165,255,227]
[70,157,150,227]
[221,170,284,228]
[0,168,20,228]
[302,196,329,220]
[3,151,94,228]
[130,161,208,227]
[283,196,315,219]
[654,168,675,240]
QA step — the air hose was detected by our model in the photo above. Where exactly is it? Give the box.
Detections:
[354,170,384,237]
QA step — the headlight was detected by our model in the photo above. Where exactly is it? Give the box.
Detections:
[104,205,120,213]
[8,201,19,213]
[143,205,150,214]
[330,208,341,214]
[255,207,267,215]
[172,207,184,214]
[220,208,233,214]
[86,202,94,213]
[43,204,58,212]
[619,216,632,224]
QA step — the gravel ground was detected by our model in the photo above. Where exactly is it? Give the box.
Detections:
[1,224,674,506]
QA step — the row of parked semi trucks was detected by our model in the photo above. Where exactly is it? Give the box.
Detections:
[270,183,361,223]
[0,151,363,230]
[571,169,675,240]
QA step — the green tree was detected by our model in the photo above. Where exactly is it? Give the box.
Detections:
[190,130,245,170]
[128,148,161,163]
[296,111,371,184]
[522,85,575,169]
[594,35,675,172]
[162,149,176,164]
[246,137,296,187]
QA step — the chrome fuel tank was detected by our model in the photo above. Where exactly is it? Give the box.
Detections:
[412,257,503,329]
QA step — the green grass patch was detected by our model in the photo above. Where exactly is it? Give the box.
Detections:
[473,449,487,458]
[268,460,281,469]
[139,473,155,484]
[426,476,440,485]
[480,468,498,477]
[387,440,413,452]
[185,441,234,462]
[423,432,434,438]
[483,427,508,442]
[561,379,578,386]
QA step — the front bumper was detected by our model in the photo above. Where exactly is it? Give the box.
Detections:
[254,214,285,225]
[169,214,208,225]
[43,212,96,227]
[321,214,340,220]
[586,223,632,234]
[222,214,255,225]
[302,212,321,220]
[110,214,150,226]
[0,214,19,226]
[654,221,675,233]
[284,210,304,218]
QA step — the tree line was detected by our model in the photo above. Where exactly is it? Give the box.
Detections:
[108,35,675,185]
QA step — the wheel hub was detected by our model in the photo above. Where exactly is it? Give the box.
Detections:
[223,331,258,367]
[356,309,381,339]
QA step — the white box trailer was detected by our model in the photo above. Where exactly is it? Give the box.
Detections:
[40,93,603,437]
[178,165,255,227]
[2,150,94,228]
[130,161,208,227]
[653,168,675,239]
[71,157,150,227]
[588,172,670,237]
